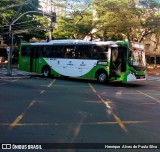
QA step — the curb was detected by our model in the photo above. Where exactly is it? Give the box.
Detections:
[0,74,31,79]
[0,67,32,79]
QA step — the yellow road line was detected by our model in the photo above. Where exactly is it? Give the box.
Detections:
[97,94,111,109]
[0,79,18,85]
[40,79,56,94]
[9,80,56,128]
[40,90,45,94]
[9,100,37,129]
[0,121,148,126]
[28,100,36,107]
[9,113,25,129]
[88,83,96,93]
[138,91,160,104]
[88,83,128,132]
[48,79,56,88]
[89,83,110,108]
[112,113,128,132]
[11,79,19,82]
[96,120,148,125]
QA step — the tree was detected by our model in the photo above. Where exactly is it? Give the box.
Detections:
[0,0,47,40]
[138,0,160,67]
[92,0,160,42]
[53,10,93,39]
[52,0,94,40]
[92,0,139,41]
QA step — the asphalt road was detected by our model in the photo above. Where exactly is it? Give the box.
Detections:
[0,76,160,151]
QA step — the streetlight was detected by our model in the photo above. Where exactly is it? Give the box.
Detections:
[1,10,56,75]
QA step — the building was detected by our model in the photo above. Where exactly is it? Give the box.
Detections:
[143,34,160,65]
[39,0,65,17]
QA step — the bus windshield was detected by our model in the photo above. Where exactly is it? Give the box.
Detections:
[129,48,146,67]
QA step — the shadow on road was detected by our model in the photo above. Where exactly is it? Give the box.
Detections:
[29,74,145,88]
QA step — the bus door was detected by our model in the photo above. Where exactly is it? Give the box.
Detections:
[30,46,40,72]
[110,47,126,78]
[19,45,31,72]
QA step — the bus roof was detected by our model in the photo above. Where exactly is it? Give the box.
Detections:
[93,41,116,45]
[49,40,118,46]
[48,39,92,44]
[21,39,124,46]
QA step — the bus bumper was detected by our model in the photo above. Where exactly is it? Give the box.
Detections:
[127,73,146,82]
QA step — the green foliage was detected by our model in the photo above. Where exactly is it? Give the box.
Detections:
[0,0,160,42]
[22,30,47,42]
[91,0,160,42]
[0,0,47,40]
[53,6,93,39]
[0,0,39,24]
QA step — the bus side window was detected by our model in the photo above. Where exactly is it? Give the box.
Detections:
[54,45,64,58]
[21,46,31,56]
[64,45,76,58]
[51,46,55,57]
[40,46,51,57]
[93,45,108,60]
[77,45,92,59]
[93,46,98,59]
[31,46,40,58]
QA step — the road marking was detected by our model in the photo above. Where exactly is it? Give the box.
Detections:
[88,83,128,132]
[116,92,140,95]
[112,113,128,132]
[11,79,19,82]
[0,79,18,85]
[95,120,148,125]
[84,100,103,103]
[40,90,45,94]
[0,83,7,85]
[9,100,37,129]
[97,94,111,109]
[138,91,160,104]
[88,83,96,93]
[48,79,56,88]
[7,79,55,129]
[0,121,148,126]
[40,79,56,94]
[89,83,111,108]
[142,102,157,104]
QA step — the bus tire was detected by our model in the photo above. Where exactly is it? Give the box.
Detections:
[97,71,108,83]
[42,66,51,77]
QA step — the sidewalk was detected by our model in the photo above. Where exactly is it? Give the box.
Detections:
[0,66,31,79]
[146,67,160,76]
[0,64,160,79]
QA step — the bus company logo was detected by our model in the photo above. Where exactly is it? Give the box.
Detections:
[2,144,11,149]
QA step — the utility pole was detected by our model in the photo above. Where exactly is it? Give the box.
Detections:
[6,2,26,76]
[1,1,56,75]
[48,0,52,41]
[7,25,12,76]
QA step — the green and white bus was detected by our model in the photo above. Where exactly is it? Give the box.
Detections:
[18,39,146,83]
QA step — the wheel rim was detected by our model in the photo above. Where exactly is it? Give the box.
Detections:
[43,68,49,77]
[99,73,106,82]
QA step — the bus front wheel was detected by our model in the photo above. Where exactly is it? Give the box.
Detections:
[97,72,108,83]
[42,66,51,77]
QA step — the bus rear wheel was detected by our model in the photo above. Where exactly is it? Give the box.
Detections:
[42,66,51,77]
[97,72,108,83]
